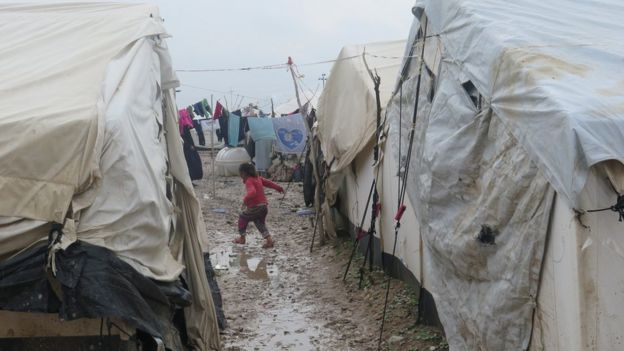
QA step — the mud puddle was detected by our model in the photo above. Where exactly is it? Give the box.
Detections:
[227,304,328,351]
[211,244,279,282]
[198,151,447,350]
[212,243,329,350]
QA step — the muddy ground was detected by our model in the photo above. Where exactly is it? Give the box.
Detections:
[195,150,447,351]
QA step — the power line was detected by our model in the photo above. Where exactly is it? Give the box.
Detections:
[180,83,265,101]
[176,63,287,73]
[174,51,411,73]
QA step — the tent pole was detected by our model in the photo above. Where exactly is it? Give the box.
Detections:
[211,94,216,197]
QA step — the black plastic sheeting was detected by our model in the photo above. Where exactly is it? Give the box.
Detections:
[303,151,315,207]
[203,253,227,330]
[0,241,192,339]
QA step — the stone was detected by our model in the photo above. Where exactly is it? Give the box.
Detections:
[388,335,405,344]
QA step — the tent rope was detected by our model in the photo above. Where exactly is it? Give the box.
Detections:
[587,194,624,222]
[356,67,384,288]
[343,179,376,281]
[342,64,384,283]
[310,158,336,252]
[378,17,429,350]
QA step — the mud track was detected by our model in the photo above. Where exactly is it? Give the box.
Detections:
[195,150,446,351]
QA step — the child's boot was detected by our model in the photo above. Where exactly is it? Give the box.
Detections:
[262,235,274,249]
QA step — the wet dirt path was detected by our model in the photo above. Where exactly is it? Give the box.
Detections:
[195,151,447,351]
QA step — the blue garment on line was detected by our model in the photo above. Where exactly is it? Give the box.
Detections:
[228,114,241,147]
[254,139,273,171]
[272,113,307,155]
[247,117,277,141]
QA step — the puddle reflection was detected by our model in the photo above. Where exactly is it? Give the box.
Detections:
[212,246,279,282]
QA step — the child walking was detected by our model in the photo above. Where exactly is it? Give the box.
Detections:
[234,163,284,248]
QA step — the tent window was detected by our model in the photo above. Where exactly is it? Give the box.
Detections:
[461,80,483,110]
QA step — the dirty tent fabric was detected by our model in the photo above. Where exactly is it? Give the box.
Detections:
[0,4,221,350]
[315,40,405,207]
[316,40,406,174]
[385,1,624,350]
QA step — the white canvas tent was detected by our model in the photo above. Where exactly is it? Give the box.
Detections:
[317,1,624,350]
[315,40,412,245]
[0,4,220,350]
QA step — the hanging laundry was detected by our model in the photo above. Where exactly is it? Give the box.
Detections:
[213,101,224,119]
[272,113,307,155]
[218,113,228,143]
[228,114,241,147]
[239,116,248,144]
[244,136,256,159]
[193,102,205,117]
[247,117,277,141]
[200,119,210,131]
[193,119,206,146]
[255,139,273,172]
[303,152,315,207]
[181,123,203,181]
[202,98,212,116]
[178,108,193,135]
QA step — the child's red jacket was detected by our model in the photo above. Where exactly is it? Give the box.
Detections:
[243,176,284,207]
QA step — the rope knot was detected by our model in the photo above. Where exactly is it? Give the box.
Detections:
[611,195,624,222]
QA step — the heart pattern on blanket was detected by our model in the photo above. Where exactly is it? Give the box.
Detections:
[277,128,304,150]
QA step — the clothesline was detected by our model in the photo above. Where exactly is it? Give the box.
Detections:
[181,83,264,101]
[175,51,419,73]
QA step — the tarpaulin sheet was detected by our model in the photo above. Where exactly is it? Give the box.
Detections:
[387,1,624,348]
[0,241,172,338]
[413,0,624,208]
[0,4,181,282]
[0,4,222,350]
[75,37,182,281]
[0,3,167,223]
[388,38,556,349]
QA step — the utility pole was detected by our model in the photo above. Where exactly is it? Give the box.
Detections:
[211,94,216,197]
[288,57,304,111]
[319,73,327,88]
[288,56,325,248]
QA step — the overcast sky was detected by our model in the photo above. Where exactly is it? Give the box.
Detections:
[16,0,415,111]
[156,0,415,111]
